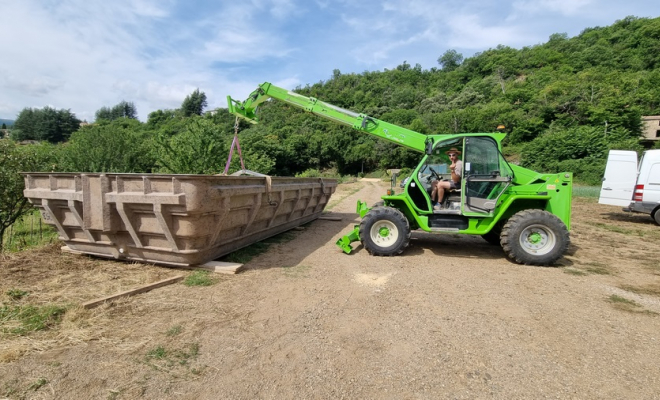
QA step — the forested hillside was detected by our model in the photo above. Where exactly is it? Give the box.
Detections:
[243,15,659,183]
[4,16,660,185]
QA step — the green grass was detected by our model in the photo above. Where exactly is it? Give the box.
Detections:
[6,289,29,300]
[619,284,660,297]
[166,325,183,337]
[183,271,217,287]
[146,346,168,360]
[592,223,639,236]
[564,262,612,276]
[144,343,200,370]
[1,209,59,252]
[563,268,588,276]
[28,378,48,391]
[572,185,600,198]
[0,304,67,335]
[582,262,612,275]
[608,294,639,307]
[605,294,657,315]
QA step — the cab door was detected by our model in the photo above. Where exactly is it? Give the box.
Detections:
[598,150,638,207]
[463,136,513,214]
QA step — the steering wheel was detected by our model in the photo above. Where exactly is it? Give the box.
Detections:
[429,167,442,181]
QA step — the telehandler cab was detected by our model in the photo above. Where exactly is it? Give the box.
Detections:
[228,82,572,265]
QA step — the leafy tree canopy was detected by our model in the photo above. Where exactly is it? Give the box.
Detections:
[181,89,208,117]
[11,106,81,143]
[95,101,138,122]
[0,139,58,249]
[59,118,154,173]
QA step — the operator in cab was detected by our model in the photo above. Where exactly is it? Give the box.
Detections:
[431,147,462,210]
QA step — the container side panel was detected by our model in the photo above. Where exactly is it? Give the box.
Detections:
[22,173,337,266]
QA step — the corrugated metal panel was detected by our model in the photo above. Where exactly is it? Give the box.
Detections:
[23,173,337,266]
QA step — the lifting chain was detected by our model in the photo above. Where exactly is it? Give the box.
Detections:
[222,116,246,175]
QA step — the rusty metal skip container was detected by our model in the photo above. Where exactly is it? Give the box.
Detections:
[23,173,337,266]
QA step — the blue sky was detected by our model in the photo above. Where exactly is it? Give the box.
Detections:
[0,0,657,122]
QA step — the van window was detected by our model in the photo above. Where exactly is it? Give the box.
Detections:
[650,163,660,185]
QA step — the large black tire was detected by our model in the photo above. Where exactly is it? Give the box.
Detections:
[500,209,569,266]
[481,230,502,246]
[652,208,660,226]
[359,207,411,256]
[481,222,504,246]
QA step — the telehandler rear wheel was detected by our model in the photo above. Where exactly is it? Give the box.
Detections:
[500,209,569,266]
[360,207,411,256]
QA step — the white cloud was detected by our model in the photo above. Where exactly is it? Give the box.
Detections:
[1,73,63,97]
[446,14,523,49]
[132,0,173,18]
[0,0,655,122]
[269,0,299,19]
[273,76,302,90]
[200,30,292,63]
[512,0,594,17]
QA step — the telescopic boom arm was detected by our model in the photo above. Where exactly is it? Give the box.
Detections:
[227,82,429,152]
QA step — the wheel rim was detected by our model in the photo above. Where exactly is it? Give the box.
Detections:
[370,220,399,248]
[519,224,556,255]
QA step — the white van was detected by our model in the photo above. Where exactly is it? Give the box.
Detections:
[599,149,660,225]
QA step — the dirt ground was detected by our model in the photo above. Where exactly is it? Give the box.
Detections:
[1,178,660,399]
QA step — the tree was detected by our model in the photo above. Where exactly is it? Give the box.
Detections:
[155,117,227,174]
[146,109,181,131]
[181,89,208,117]
[438,49,464,72]
[95,101,138,121]
[12,107,81,142]
[0,140,57,250]
[1,123,6,130]
[59,118,154,173]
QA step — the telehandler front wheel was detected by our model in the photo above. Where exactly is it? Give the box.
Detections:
[360,207,411,256]
[481,222,504,246]
[500,209,569,266]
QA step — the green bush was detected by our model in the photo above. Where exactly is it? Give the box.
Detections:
[1,140,58,250]
[155,117,228,174]
[59,118,154,173]
[520,125,642,185]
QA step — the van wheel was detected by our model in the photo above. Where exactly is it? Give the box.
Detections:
[501,210,569,266]
[653,208,660,226]
[359,207,411,256]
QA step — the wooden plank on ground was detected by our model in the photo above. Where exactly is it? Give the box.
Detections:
[317,215,342,221]
[176,261,244,275]
[82,275,184,309]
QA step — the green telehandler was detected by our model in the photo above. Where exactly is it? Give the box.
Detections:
[228,82,572,265]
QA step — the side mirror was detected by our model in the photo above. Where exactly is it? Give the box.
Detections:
[424,137,434,155]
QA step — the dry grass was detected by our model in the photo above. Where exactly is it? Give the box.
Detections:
[0,244,186,363]
[325,181,363,211]
[619,284,660,297]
